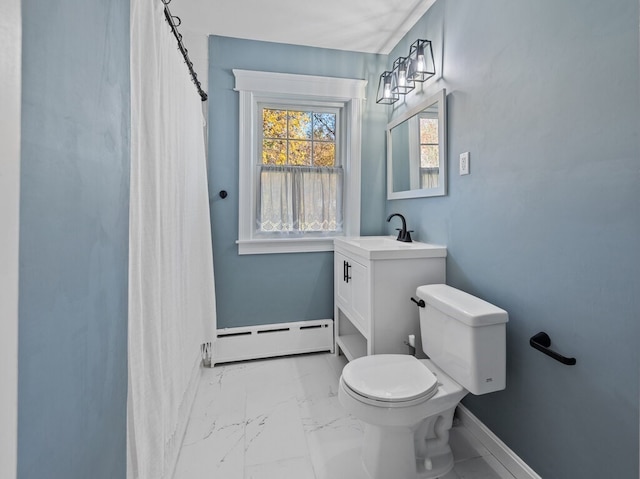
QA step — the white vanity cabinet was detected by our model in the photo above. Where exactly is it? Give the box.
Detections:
[334,236,446,361]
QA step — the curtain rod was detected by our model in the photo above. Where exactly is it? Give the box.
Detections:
[162,0,208,101]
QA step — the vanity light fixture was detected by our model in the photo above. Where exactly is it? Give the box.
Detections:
[407,39,435,82]
[376,71,399,104]
[376,38,436,105]
[391,56,415,95]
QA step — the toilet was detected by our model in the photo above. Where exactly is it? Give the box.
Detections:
[338,284,508,479]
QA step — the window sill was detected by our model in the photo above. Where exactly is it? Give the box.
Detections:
[236,237,338,255]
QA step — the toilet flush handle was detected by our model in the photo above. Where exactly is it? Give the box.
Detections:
[410,297,425,308]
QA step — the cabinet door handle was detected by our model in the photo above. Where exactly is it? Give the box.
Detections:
[345,262,351,283]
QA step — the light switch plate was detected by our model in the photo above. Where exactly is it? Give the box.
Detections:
[459,152,470,175]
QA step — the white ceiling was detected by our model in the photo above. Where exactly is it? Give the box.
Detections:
[170,0,436,54]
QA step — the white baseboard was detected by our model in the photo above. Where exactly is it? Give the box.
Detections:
[456,404,542,479]
[213,319,334,364]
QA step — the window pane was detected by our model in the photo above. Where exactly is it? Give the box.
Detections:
[313,113,336,141]
[421,145,439,168]
[288,111,312,140]
[420,118,438,144]
[289,140,312,165]
[263,109,287,139]
[297,168,343,231]
[313,142,335,167]
[262,139,287,165]
[259,168,293,232]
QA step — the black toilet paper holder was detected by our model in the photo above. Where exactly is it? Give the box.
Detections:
[529,332,576,365]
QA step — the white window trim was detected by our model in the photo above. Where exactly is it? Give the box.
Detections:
[234,69,366,255]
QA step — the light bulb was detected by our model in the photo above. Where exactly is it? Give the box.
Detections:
[398,69,407,87]
[383,82,392,98]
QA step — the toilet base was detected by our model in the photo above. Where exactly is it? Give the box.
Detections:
[362,424,418,479]
[414,408,456,479]
[360,407,457,479]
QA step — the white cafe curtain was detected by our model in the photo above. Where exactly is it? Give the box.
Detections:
[258,165,343,233]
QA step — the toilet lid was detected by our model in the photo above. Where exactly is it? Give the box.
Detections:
[342,355,438,402]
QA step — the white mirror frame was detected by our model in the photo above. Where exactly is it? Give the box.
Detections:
[386,88,447,200]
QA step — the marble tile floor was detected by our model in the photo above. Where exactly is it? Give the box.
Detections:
[173,352,516,479]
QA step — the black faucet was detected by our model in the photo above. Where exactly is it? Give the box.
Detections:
[386,213,413,243]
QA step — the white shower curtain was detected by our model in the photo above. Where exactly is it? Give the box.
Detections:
[127,1,216,478]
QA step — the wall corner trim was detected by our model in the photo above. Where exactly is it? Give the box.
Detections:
[0,0,21,476]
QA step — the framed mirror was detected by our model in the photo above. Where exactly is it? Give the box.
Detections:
[387,89,447,199]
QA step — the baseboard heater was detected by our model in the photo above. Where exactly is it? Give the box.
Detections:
[214,319,334,364]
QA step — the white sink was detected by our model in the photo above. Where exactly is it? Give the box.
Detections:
[334,236,447,260]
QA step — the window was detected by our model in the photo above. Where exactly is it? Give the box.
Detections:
[418,113,439,189]
[259,107,342,234]
[234,70,366,255]
[404,108,440,191]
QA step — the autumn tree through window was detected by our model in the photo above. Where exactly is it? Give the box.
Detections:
[419,114,439,189]
[262,109,337,167]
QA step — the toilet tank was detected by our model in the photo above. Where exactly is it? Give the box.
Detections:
[416,284,508,395]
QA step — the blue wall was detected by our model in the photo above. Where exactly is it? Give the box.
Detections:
[208,36,388,328]
[19,0,130,477]
[385,1,639,477]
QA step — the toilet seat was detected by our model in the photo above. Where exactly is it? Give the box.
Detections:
[342,354,439,405]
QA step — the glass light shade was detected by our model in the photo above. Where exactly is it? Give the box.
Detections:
[407,39,435,82]
[376,71,399,104]
[391,56,415,95]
